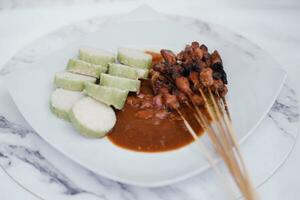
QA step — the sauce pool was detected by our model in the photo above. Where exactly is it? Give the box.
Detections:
[107,80,205,152]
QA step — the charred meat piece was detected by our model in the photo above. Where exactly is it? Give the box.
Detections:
[200,68,214,87]
[191,42,203,60]
[212,68,228,84]
[153,62,168,73]
[150,41,228,111]
[160,49,177,65]
[176,51,185,61]
[222,71,228,85]
[211,50,222,65]
[200,44,208,53]
[178,44,203,70]
[191,41,200,48]
[163,93,180,110]
[167,64,184,80]
[196,60,208,70]
[150,71,170,95]
[152,80,170,95]
[219,85,228,97]
[200,44,210,63]
[212,80,224,91]
[191,94,204,106]
[173,90,188,104]
[189,71,200,88]
[200,44,209,60]
[212,80,228,97]
[182,57,194,71]
[211,63,223,71]
[192,48,203,60]
[175,76,193,96]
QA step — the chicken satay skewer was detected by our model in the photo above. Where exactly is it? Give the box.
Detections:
[153,43,258,199]
[195,67,255,197]
[174,74,242,180]
[157,86,235,199]
[192,61,255,199]
[181,53,257,199]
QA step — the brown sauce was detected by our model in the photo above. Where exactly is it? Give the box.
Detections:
[108,80,206,152]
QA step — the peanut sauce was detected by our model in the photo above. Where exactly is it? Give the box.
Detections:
[107,80,206,152]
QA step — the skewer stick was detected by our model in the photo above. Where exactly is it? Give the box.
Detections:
[222,97,231,121]
[197,109,246,195]
[207,89,258,199]
[176,108,235,199]
[207,92,248,196]
[183,97,245,195]
[186,86,257,199]
[186,95,229,160]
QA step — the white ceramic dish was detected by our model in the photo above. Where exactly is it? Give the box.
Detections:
[4,17,286,187]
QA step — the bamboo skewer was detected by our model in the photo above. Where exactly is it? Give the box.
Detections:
[177,88,258,200]
[176,108,235,199]
[208,90,253,198]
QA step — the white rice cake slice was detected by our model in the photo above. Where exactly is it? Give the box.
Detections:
[50,88,84,121]
[79,46,115,67]
[67,58,107,78]
[117,48,152,69]
[84,82,128,110]
[69,97,116,138]
[100,73,141,93]
[54,71,96,91]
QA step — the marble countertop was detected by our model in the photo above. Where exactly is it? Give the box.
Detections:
[0,1,300,199]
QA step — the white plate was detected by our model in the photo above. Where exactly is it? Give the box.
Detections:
[4,17,286,187]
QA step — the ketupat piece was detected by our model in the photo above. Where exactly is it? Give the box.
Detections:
[84,82,128,110]
[67,58,107,78]
[79,46,115,67]
[117,48,152,69]
[54,71,96,91]
[133,67,149,79]
[108,63,138,79]
[69,97,116,138]
[100,73,141,93]
[50,88,84,121]
[108,63,149,79]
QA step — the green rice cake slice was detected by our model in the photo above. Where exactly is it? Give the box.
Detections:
[108,63,148,79]
[100,73,141,93]
[79,46,115,67]
[84,82,128,110]
[117,48,152,69]
[67,58,107,78]
[108,63,138,79]
[54,71,96,91]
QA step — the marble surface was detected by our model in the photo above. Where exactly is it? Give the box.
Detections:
[0,0,132,9]
[0,1,300,200]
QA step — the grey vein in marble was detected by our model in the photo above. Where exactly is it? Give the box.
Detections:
[268,85,299,139]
